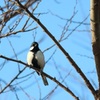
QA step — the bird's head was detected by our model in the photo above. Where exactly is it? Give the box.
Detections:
[30,42,39,51]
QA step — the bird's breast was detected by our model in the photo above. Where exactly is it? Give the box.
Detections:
[27,50,45,69]
[27,51,34,66]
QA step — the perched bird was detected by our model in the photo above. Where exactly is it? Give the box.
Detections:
[27,42,48,86]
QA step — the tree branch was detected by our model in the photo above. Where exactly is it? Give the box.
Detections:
[15,0,96,97]
[0,54,78,99]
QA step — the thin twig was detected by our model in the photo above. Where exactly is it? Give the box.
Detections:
[0,26,37,38]
[0,65,26,94]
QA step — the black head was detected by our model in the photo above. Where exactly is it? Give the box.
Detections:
[31,42,38,47]
[30,42,39,52]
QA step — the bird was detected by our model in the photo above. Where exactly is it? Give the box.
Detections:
[27,42,48,86]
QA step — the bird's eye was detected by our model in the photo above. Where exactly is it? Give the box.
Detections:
[31,42,38,47]
[33,44,36,46]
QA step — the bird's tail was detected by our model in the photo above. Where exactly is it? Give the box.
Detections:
[41,74,48,86]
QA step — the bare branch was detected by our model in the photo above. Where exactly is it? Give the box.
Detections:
[0,66,26,94]
[0,54,78,99]
[15,0,96,97]
[0,26,37,38]
[0,0,39,25]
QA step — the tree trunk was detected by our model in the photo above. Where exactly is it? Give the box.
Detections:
[90,0,100,99]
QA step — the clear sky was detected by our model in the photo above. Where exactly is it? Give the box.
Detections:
[0,0,97,100]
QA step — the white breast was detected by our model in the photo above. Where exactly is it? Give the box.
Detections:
[27,51,34,66]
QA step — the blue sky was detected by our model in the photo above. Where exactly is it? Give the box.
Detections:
[0,0,97,100]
